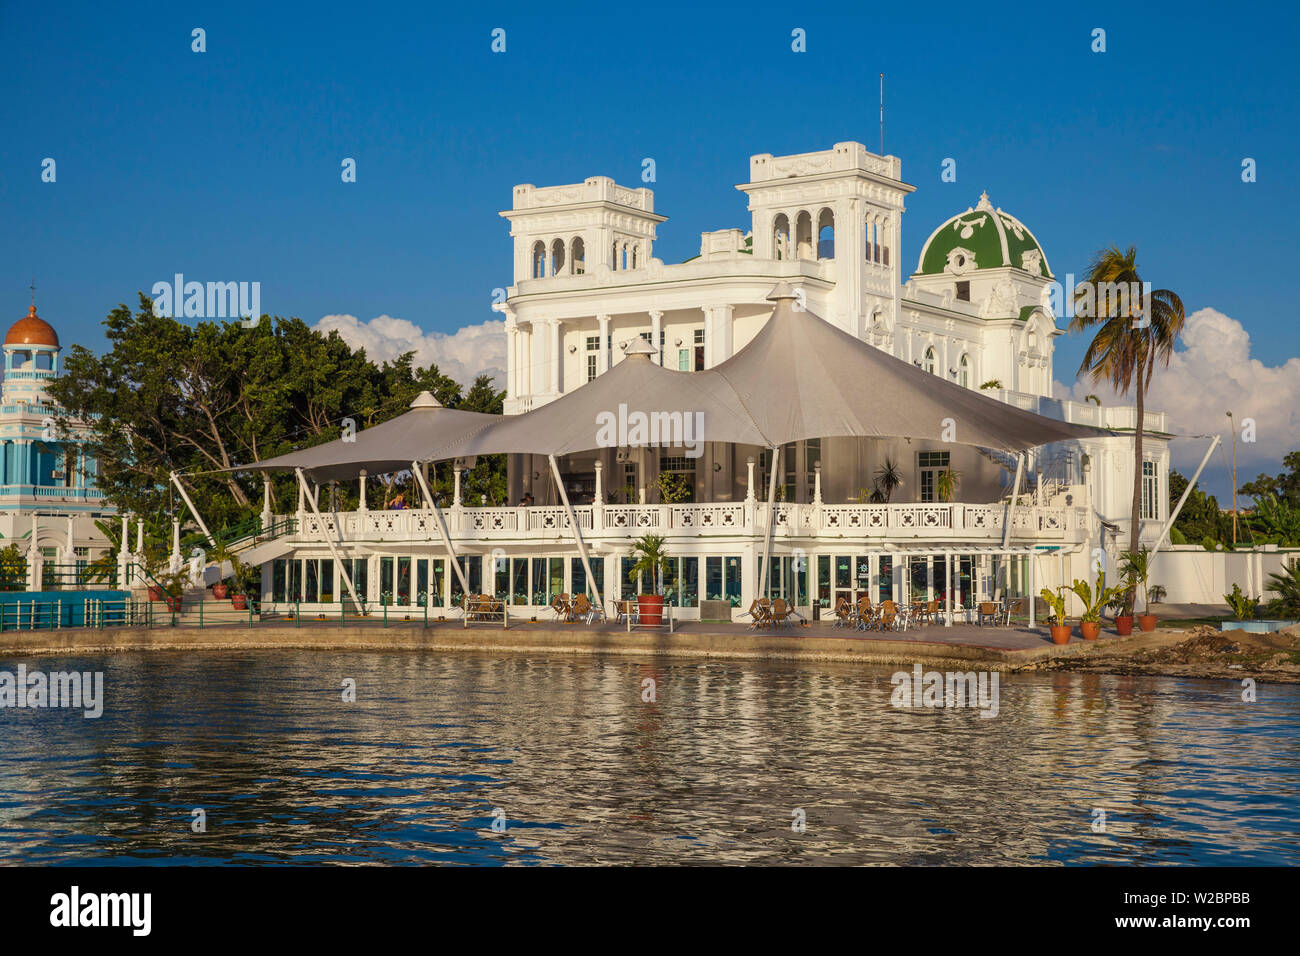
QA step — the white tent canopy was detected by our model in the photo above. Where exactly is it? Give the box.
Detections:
[709,283,1106,452]
[228,391,499,483]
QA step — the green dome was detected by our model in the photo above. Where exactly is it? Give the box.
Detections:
[914,193,1051,279]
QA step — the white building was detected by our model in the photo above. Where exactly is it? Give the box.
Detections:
[247,142,1184,618]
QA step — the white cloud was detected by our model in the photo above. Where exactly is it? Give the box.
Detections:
[314,313,506,389]
[1057,307,1300,477]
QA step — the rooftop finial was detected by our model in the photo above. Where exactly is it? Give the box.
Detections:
[29,276,35,309]
[976,191,993,211]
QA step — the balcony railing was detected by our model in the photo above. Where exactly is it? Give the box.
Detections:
[281,499,1084,548]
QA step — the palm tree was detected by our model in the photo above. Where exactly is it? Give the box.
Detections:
[628,534,671,596]
[870,458,903,503]
[1070,245,1185,553]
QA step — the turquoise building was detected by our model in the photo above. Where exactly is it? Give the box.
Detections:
[0,304,116,571]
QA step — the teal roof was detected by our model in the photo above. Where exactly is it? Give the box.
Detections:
[915,193,1051,279]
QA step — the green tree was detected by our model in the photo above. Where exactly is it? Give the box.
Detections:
[1239,450,1300,507]
[1168,469,1233,546]
[46,294,489,533]
[1070,245,1186,553]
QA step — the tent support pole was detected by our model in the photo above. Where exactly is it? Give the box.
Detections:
[1152,435,1221,557]
[295,468,363,611]
[170,471,216,548]
[549,455,604,613]
[1001,453,1025,550]
[412,461,470,597]
[759,445,780,600]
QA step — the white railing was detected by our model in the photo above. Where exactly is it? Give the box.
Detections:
[278,500,1077,547]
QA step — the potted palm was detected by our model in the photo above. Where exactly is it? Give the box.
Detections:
[209,540,235,600]
[231,558,260,611]
[1070,572,1121,640]
[629,533,671,626]
[1040,587,1071,645]
[1121,548,1156,631]
[161,569,188,613]
[936,469,963,503]
[1113,564,1136,636]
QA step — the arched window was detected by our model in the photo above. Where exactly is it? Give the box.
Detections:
[924,347,937,375]
[865,220,875,262]
[550,239,565,276]
[958,353,970,388]
[631,244,639,269]
[612,241,619,270]
[817,208,835,260]
[773,213,790,260]
[531,241,546,279]
[571,237,585,275]
[795,211,814,259]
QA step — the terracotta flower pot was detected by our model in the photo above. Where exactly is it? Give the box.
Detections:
[1049,624,1072,645]
[1114,615,1134,636]
[213,583,229,600]
[638,594,665,626]
[232,594,247,610]
[1080,621,1101,640]
[1138,613,1158,633]
[148,586,163,601]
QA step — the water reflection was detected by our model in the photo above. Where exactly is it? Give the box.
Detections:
[1,651,1297,865]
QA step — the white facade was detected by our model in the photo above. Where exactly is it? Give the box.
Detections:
[253,142,1189,619]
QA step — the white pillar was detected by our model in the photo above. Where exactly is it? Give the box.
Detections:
[549,319,562,393]
[594,459,604,504]
[597,314,611,374]
[170,517,181,573]
[649,310,663,365]
[118,514,130,589]
[358,469,368,513]
[262,476,273,526]
[135,518,144,554]
[1028,550,1037,627]
[28,513,40,592]
[745,457,756,502]
[453,467,462,507]
[813,461,823,506]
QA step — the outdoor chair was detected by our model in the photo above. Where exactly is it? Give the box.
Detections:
[855,596,874,631]
[832,596,851,628]
[1004,598,1026,626]
[977,601,999,627]
[572,593,605,624]
[878,599,898,632]
[924,599,940,625]
[771,597,792,629]
[615,599,639,626]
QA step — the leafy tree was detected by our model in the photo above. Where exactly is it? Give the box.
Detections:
[1070,245,1186,553]
[1168,468,1232,547]
[46,294,500,534]
[1239,450,1300,507]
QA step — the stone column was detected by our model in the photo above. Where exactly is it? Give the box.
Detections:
[813,461,823,506]
[358,470,368,513]
[262,476,273,527]
[170,517,181,573]
[453,467,462,507]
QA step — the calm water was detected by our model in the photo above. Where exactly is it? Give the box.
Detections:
[1,650,1297,865]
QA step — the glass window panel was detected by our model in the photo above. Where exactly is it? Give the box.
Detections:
[512,558,529,605]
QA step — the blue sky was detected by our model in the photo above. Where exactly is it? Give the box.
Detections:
[2,0,1297,495]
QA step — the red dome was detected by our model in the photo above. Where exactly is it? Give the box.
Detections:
[5,305,59,347]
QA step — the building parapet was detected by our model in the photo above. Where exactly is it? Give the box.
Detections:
[281,500,1085,549]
